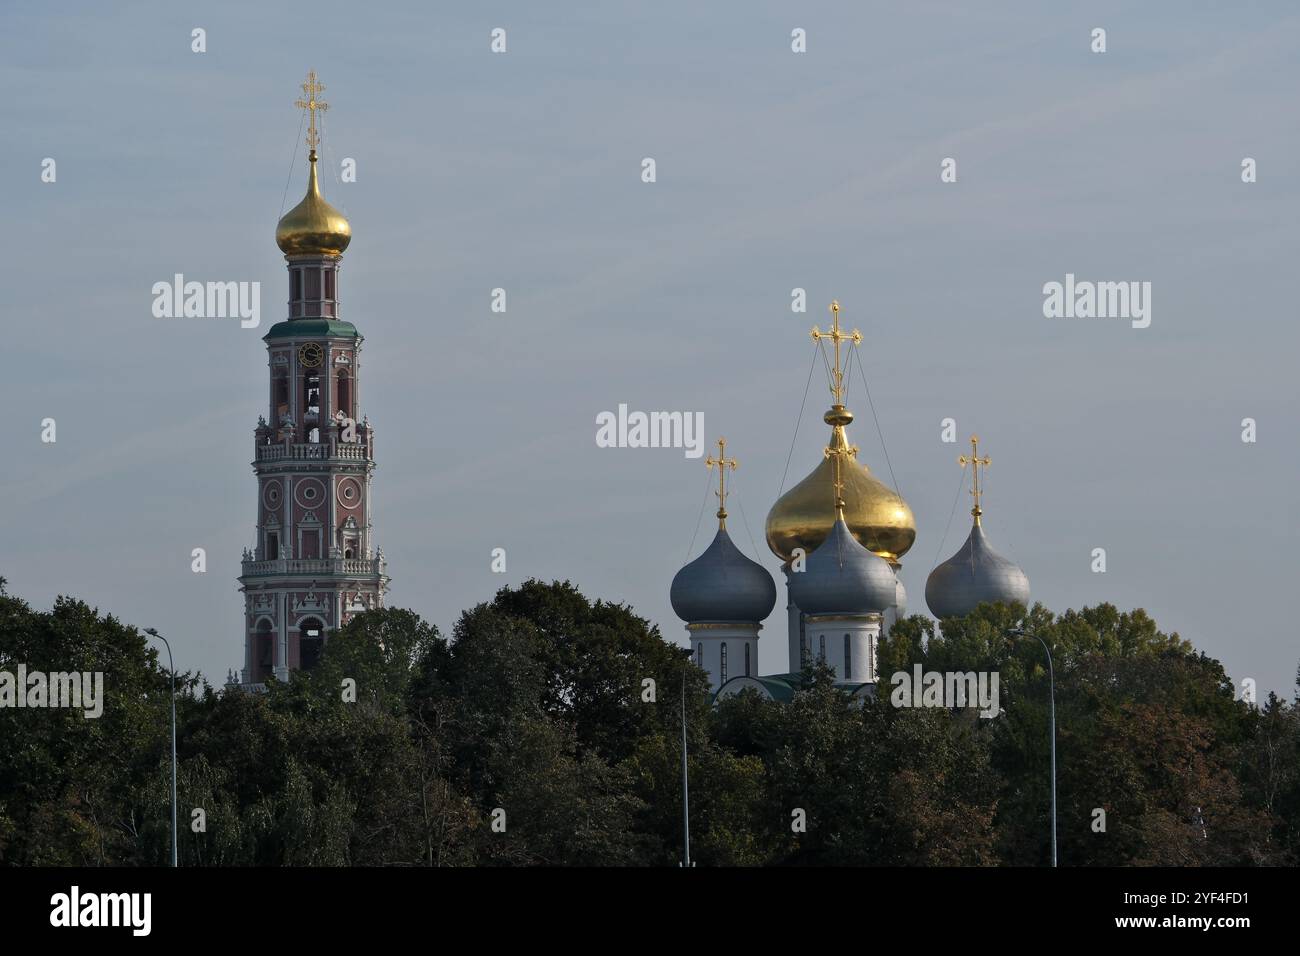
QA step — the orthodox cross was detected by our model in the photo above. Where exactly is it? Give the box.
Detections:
[959,435,992,523]
[810,299,863,406]
[295,71,329,152]
[706,438,738,528]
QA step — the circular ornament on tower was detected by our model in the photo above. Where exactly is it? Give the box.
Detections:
[294,478,327,509]
[336,477,362,509]
[262,483,282,512]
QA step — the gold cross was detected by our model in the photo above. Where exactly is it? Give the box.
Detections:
[959,435,992,523]
[705,437,738,528]
[294,71,329,152]
[810,299,863,406]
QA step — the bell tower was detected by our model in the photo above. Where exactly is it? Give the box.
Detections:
[234,73,388,689]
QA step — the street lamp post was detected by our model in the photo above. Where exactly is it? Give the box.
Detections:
[144,628,178,868]
[680,666,691,868]
[1009,628,1056,867]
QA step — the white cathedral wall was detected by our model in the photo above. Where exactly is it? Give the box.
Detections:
[803,614,881,683]
[786,593,802,677]
[784,571,903,675]
[687,624,760,693]
[883,570,907,639]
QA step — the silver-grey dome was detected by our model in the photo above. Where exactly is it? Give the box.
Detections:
[671,527,777,624]
[789,517,898,615]
[925,521,1030,619]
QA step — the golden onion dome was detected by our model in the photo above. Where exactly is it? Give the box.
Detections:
[766,404,916,564]
[275,150,351,256]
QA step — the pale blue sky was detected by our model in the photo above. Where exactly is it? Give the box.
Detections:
[2,1,1297,698]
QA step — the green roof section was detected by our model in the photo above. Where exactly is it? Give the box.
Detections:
[751,676,799,703]
[715,674,801,703]
[263,318,360,341]
[714,672,877,704]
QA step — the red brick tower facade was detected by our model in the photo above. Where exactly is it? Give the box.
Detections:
[235,74,388,688]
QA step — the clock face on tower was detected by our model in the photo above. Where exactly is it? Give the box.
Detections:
[298,343,324,368]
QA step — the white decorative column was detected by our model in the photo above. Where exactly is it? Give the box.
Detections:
[784,567,804,674]
[881,566,906,639]
[275,591,290,681]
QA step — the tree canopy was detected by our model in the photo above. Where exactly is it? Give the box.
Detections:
[1,576,1296,866]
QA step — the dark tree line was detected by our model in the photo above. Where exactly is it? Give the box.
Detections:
[1,577,1296,866]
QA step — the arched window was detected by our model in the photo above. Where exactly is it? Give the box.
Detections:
[304,371,320,414]
[299,618,325,672]
[274,374,289,418]
[800,635,809,668]
[744,643,751,677]
[336,370,350,421]
[254,619,274,682]
[720,643,728,683]
[844,634,852,681]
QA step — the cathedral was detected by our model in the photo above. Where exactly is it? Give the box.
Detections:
[670,303,1030,701]
[231,74,388,690]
